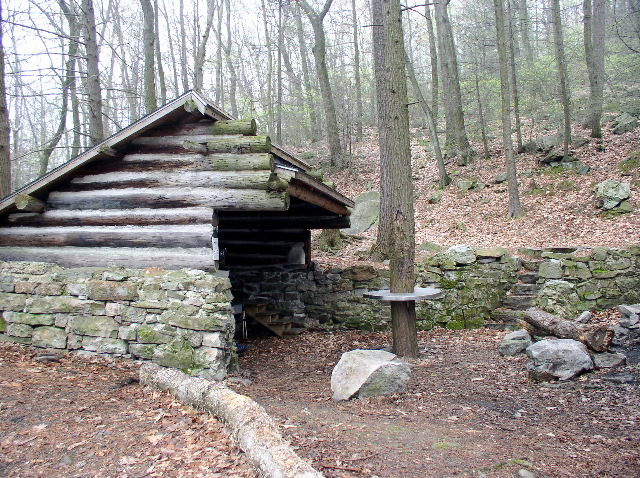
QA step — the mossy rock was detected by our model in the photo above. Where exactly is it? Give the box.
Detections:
[618,151,640,175]
[152,337,195,370]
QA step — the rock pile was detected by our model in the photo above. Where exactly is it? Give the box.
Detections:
[500,305,637,381]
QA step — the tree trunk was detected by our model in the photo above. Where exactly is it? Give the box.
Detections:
[294,7,319,142]
[584,0,606,138]
[405,55,450,188]
[261,0,274,134]
[372,0,417,357]
[352,0,363,141]
[194,0,216,91]
[0,2,10,197]
[297,0,343,166]
[223,0,238,117]
[522,308,614,352]
[434,1,474,164]
[81,0,105,145]
[472,56,490,160]
[494,0,524,219]
[424,3,439,120]
[154,0,167,104]
[179,0,189,92]
[140,0,158,114]
[507,0,524,153]
[552,0,572,158]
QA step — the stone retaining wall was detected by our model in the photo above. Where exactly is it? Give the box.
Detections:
[529,245,640,316]
[0,262,235,379]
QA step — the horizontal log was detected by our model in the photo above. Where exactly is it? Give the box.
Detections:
[218,214,350,229]
[522,308,614,352]
[4,207,214,227]
[140,121,215,137]
[0,246,217,271]
[0,225,214,249]
[82,153,275,173]
[287,183,349,216]
[211,119,257,136]
[46,188,290,211]
[129,135,270,154]
[14,194,46,213]
[67,170,275,191]
[218,229,308,242]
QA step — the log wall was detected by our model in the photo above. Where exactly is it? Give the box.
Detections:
[0,119,295,270]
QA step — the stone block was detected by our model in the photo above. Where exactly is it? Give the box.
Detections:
[538,260,563,279]
[341,265,378,282]
[161,306,226,331]
[137,324,176,344]
[129,343,156,359]
[6,323,33,338]
[35,283,65,296]
[120,305,147,323]
[3,311,54,326]
[118,325,138,341]
[152,338,195,369]
[32,326,67,349]
[82,336,128,354]
[176,328,203,347]
[14,281,37,294]
[194,346,224,368]
[86,280,138,301]
[25,296,105,315]
[0,292,26,311]
[444,245,476,265]
[67,333,82,349]
[66,283,87,297]
[593,352,626,369]
[71,316,119,338]
[202,332,225,348]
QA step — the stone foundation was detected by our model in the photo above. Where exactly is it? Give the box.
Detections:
[0,262,235,379]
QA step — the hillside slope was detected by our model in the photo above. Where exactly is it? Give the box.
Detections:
[309,122,639,267]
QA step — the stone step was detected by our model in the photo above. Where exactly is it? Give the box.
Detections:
[490,309,525,324]
[511,283,538,295]
[521,259,543,272]
[503,294,536,310]
[519,272,539,284]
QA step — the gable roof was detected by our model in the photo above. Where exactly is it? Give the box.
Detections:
[0,90,353,216]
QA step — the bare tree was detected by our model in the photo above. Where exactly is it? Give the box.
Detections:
[494,0,524,219]
[194,0,216,91]
[352,0,363,141]
[372,0,418,357]
[296,0,343,166]
[80,0,105,145]
[0,2,10,196]
[140,0,158,113]
[424,3,439,120]
[551,0,571,158]
[294,6,319,142]
[583,0,606,138]
[433,0,474,164]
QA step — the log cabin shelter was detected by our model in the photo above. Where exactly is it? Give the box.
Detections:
[0,90,354,272]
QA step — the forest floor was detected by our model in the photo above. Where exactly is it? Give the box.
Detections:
[0,342,258,478]
[231,327,640,478]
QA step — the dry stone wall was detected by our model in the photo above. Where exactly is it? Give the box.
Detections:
[0,262,235,379]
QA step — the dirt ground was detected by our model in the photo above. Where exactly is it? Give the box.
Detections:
[231,328,640,478]
[1,327,638,478]
[0,342,257,478]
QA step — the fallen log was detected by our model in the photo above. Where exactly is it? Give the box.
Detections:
[522,308,613,352]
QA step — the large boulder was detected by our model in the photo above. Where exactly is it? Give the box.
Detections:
[331,349,411,401]
[499,329,532,356]
[595,179,631,210]
[525,339,593,381]
[343,191,380,235]
[523,134,563,154]
[612,113,638,134]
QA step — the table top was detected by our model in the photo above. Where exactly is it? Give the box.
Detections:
[363,287,443,302]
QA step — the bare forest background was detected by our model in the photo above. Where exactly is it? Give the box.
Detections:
[0,0,638,196]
